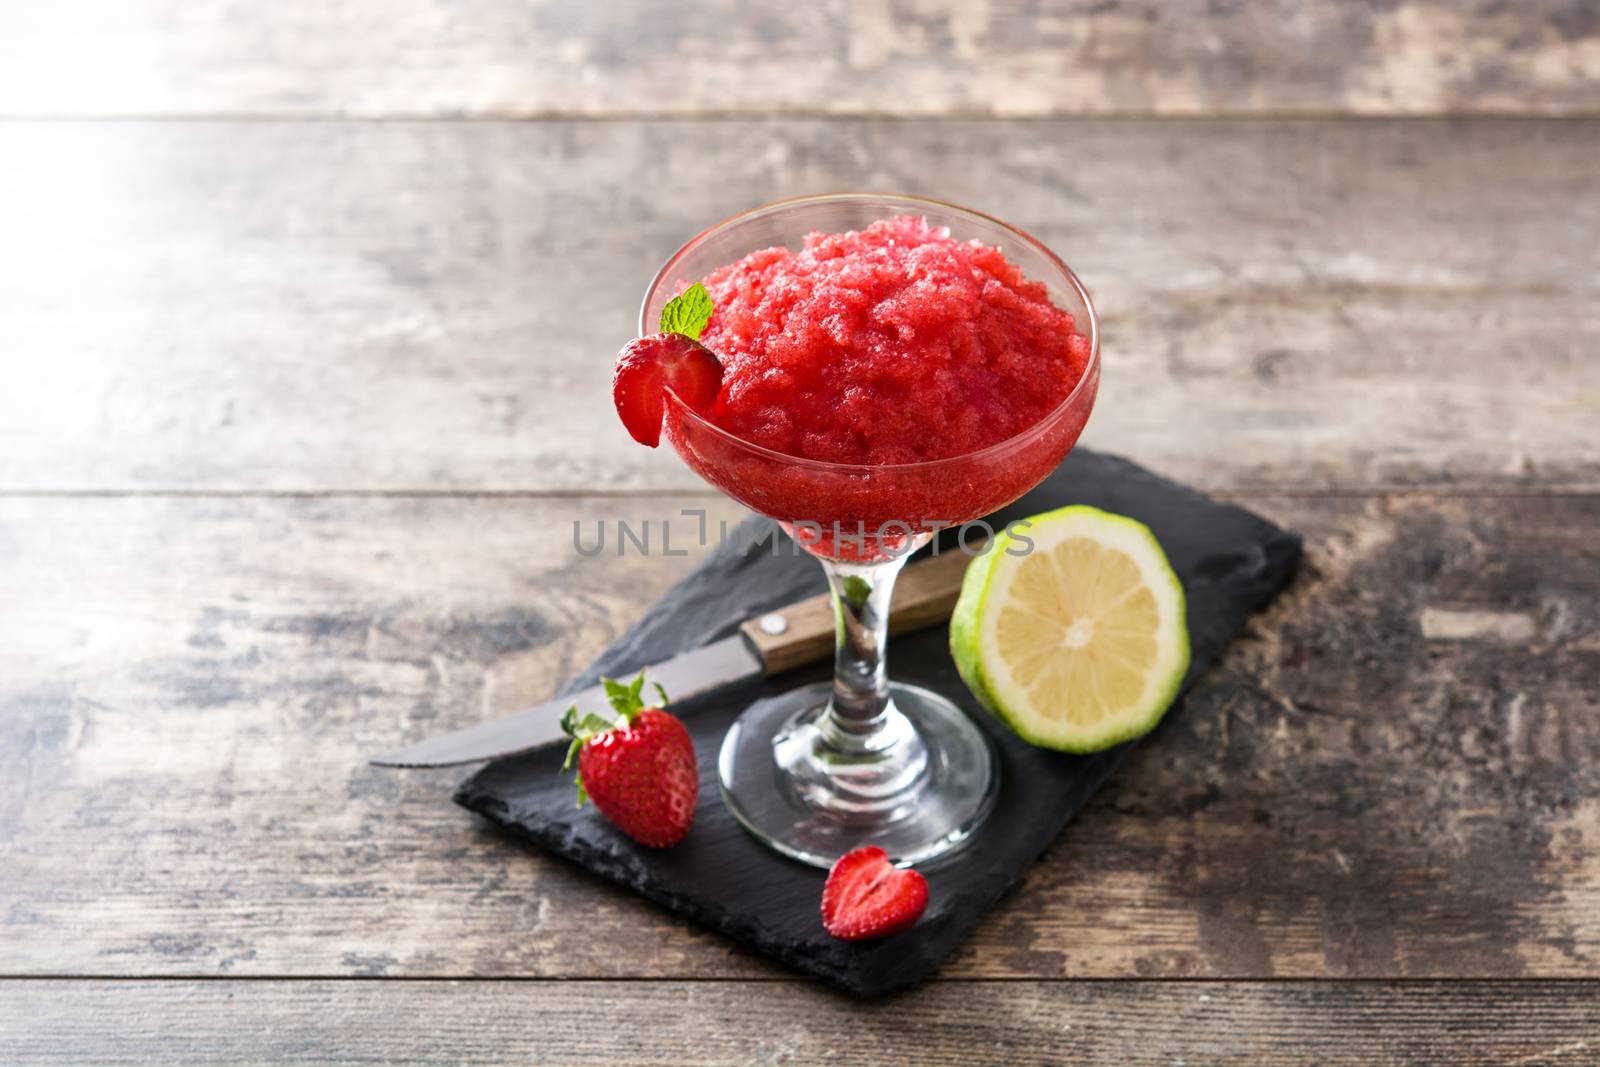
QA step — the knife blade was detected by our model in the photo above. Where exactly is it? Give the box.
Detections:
[368,542,979,768]
[369,635,763,767]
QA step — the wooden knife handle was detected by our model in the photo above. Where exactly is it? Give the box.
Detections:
[737,545,980,676]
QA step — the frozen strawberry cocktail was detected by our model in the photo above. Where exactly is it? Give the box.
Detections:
[617,214,1097,560]
[697,216,1091,465]
[626,197,1100,868]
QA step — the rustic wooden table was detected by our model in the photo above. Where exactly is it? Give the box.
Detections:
[2,3,1597,1064]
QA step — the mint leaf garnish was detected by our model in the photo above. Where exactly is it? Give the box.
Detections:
[659,282,713,341]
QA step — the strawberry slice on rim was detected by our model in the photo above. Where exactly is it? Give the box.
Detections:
[821,846,929,941]
[613,332,723,447]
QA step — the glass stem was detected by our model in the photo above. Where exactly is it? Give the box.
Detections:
[819,554,910,751]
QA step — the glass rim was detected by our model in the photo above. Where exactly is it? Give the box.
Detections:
[638,192,1100,476]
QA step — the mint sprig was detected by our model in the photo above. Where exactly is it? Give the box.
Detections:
[560,670,671,807]
[660,282,714,341]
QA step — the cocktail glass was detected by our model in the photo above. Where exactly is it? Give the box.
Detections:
[641,194,1100,867]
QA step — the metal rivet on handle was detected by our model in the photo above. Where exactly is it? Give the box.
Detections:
[758,613,789,635]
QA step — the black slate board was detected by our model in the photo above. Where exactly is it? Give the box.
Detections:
[456,449,1302,996]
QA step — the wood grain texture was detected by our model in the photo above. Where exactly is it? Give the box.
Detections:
[3,979,1598,1066]
[2,492,1596,980]
[975,491,1600,980]
[2,1,1598,118]
[1,118,1595,494]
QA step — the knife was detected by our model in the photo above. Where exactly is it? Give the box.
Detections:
[369,545,980,767]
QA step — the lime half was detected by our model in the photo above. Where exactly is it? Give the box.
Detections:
[950,506,1190,753]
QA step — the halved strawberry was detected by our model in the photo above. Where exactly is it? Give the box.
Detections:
[613,332,723,447]
[821,846,929,941]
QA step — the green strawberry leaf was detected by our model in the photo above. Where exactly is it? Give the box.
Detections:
[602,670,668,723]
[560,704,611,808]
[659,282,714,341]
[560,704,617,775]
[602,677,635,715]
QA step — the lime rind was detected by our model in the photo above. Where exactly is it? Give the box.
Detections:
[950,506,1190,754]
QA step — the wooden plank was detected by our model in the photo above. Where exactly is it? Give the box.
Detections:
[2,1,1598,118]
[0,494,757,980]
[3,979,1599,1065]
[1,118,1596,494]
[971,491,1600,979]
[2,492,1596,980]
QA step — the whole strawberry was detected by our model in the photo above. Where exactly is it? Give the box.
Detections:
[561,672,698,848]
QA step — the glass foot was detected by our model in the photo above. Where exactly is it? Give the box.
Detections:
[717,681,999,868]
